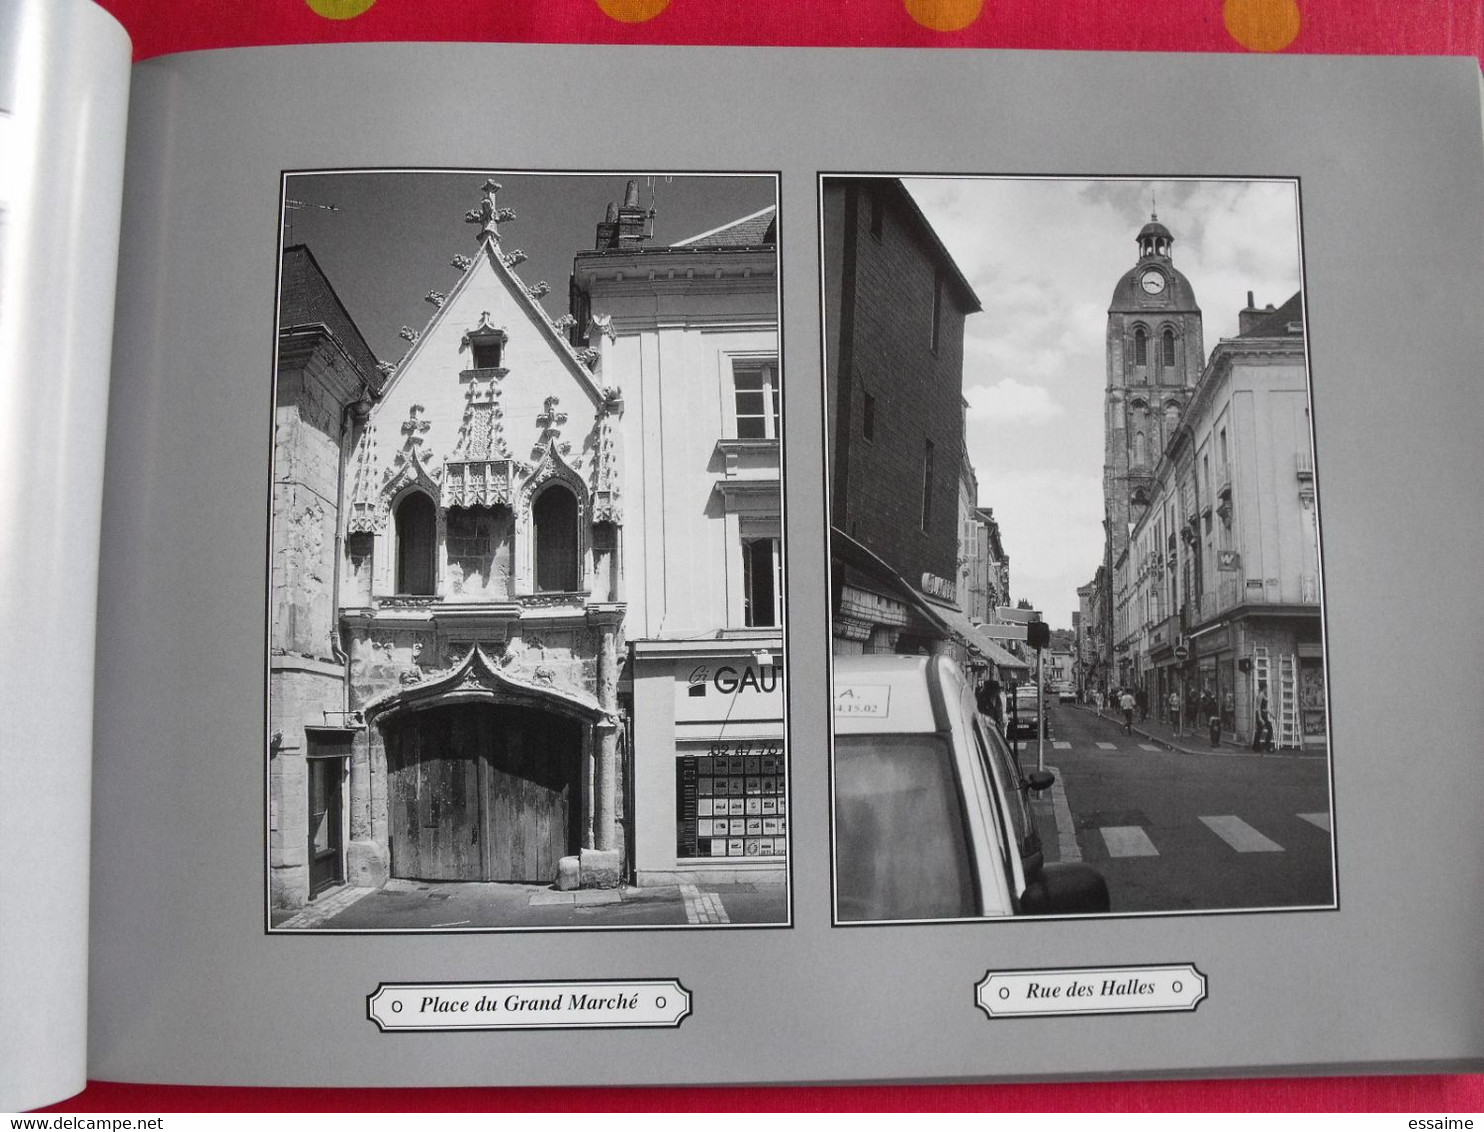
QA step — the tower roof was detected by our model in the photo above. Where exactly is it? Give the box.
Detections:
[1137,217,1172,243]
[1108,263,1201,312]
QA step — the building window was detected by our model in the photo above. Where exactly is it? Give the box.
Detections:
[743,536,782,628]
[533,485,579,592]
[869,188,885,241]
[1162,328,1176,368]
[921,439,935,530]
[394,492,437,595]
[1134,327,1148,366]
[733,360,781,440]
[930,270,944,354]
[471,339,503,369]
[862,392,876,441]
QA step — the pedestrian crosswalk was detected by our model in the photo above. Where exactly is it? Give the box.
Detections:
[1097,813,1328,858]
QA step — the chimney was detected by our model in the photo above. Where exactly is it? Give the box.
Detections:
[1238,291,1262,336]
[614,179,650,247]
[593,201,619,250]
[593,181,652,250]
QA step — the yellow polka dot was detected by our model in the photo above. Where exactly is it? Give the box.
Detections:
[904,0,984,32]
[305,0,376,18]
[1223,0,1302,52]
[594,0,672,22]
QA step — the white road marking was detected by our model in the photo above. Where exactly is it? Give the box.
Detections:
[1138,743,1161,752]
[681,883,730,925]
[1095,742,1117,750]
[1298,812,1331,832]
[1044,765,1081,863]
[1053,741,1071,749]
[1200,815,1284,852]
[1101,826,1159,857]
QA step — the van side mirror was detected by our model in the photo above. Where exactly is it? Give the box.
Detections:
[1025,770,1055,792]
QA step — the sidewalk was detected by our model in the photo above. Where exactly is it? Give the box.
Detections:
[1076,702,1319,758]
[272,876,788,930]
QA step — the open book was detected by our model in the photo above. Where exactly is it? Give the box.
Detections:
[5,0,1484,1109]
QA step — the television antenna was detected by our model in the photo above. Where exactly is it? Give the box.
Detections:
[284,198,340,243]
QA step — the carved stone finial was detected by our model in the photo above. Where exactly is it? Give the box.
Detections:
[464,178,516,243]
[590,312,615,341]
[502,249,528,268]
[552,314,577,333]
[526,281,551,299]
[377,361,396,377]
[450,254,473,272]
[424,290,446,308]
[574,347,600,368]
[398,326,420,344]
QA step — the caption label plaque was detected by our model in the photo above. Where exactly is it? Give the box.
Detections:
[368,979,691,1032]
[976,964,1206,1019]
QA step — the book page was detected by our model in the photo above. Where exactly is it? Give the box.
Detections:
[0,0,133,1112]
[91,43,1484,1087]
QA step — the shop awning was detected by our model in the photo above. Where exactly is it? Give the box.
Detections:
[932,601,1031,674]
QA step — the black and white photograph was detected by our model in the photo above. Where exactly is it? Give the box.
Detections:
[267,169,788,931]
[825,175,1335,922]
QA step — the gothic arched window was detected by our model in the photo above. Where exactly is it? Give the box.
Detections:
[1133,327,1148,366]
[1162,328,1176,368]
[533,485,580,592]
[1134,431,1147,467]
[394,492,437,596]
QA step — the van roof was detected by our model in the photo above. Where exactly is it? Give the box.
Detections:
[833,654,955,734]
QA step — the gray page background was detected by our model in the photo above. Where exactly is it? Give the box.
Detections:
[92,45,1484,1085]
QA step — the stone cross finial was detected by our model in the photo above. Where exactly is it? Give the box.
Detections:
[464,178,517,243]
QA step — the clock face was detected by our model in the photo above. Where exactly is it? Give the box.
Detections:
[1140,270,1166,295]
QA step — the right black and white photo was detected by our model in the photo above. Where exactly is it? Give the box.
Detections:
[822,176,1334,922]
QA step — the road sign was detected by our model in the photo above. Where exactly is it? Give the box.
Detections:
[995,606,1042,625]
[974,623,1029,642]
[1173,644,1190,661]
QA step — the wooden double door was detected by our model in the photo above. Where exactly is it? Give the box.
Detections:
[386,703,581,883]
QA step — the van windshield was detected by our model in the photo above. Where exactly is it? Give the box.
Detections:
[834,733,976,921]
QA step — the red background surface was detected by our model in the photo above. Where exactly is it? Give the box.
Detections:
[57,0,1484,1114]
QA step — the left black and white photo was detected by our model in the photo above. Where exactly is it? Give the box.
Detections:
[267,169,789,932]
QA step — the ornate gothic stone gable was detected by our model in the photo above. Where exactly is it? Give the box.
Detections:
[361,644,604,724]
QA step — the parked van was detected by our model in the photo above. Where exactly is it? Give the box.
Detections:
[833,654,1109,921]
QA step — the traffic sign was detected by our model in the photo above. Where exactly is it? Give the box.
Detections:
[975,623,1029,642]
[1173,644,1190,661]
[995,606,1042,625]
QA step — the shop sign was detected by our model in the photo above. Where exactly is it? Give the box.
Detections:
[675,657,784,723]
[921,572,956,602]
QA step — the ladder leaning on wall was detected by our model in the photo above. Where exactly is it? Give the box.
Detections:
[1276,654,1301,749]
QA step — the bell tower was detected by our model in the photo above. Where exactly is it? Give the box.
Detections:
[1104,210,1204,565]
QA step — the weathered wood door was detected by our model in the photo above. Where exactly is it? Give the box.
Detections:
[387,704,579,883]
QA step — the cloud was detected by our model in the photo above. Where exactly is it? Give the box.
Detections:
[964,378,1064,425]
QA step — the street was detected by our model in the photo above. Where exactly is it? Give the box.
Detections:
[1024,702,1335,915]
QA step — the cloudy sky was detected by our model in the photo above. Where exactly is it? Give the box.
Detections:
[904,177,1304,628]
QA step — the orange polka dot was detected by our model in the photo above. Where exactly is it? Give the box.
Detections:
[904,0,984,32]
[1223,0,1302,52]
[305,0,376,18]
[594,0,672,22]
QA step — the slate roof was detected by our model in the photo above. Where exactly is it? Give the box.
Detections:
[1239,291,1304,337]
[672,205,777,248]
[278,244,382,386]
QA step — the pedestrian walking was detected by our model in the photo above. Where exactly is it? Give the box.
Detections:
[1252,696,1274,752]
[1119,688,1135,735]
[1168,689,1183,737]
[1136,687,1148,722]
[1202,689,1219,747]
